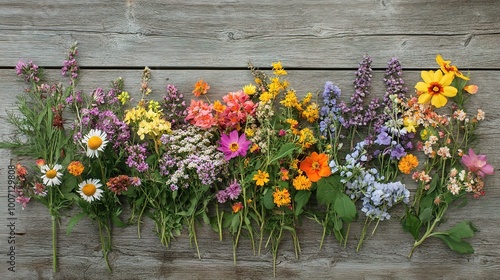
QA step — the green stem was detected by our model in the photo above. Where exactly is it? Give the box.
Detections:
[408,204,448,258]
[51,214,57,273]
[319,204,330,250]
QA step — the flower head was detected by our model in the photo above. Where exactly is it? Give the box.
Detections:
[77,179,104,203]
[232,202,243,213]
[218,130,251,161]
[253,170,270,186]
[299,152,331,182]
[398,154,419,174]
[67,161,85,176]
[292,175,312,191]
[40,164,63,186]
[273,187,291,207]
[436,54,469,81]
[82,129,109,158]
[461,148,494,177]
[415,70,457,108]
[192,80,210,97]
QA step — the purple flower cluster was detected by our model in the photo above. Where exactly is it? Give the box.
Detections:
[383,57,407,104]
[75,108,130,149]
[15,60,40,83]
[338,55,381,128]
[215,180,242,203]
[61,44,79,84]
[65,90,84,106]
[126,144,149,172]
[163,84,187,129]
[92,87,120,106]
[374,126,413,160]
[319,81,344,137]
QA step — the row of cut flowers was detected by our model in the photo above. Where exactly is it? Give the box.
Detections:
[2,44,493,275]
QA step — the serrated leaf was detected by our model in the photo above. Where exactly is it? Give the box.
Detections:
[446,221,478,242]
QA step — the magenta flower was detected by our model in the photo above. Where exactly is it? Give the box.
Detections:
[218,130,251,161]
[461,148,494,177]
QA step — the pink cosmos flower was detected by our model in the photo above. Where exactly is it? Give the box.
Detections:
[461,148,494,177]
[218,130,251,161]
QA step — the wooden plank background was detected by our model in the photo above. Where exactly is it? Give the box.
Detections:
[0,0,499,279]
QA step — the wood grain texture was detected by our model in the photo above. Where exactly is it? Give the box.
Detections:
[0,0,499,68]
[1,0,500,279]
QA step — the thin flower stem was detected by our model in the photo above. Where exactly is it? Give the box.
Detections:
[51,214,57,273]
[319,204,330,250]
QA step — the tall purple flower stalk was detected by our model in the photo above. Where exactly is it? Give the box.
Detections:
[319,81,344,138]
[163,84,187,129]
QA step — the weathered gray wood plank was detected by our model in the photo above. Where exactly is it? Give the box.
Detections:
[0,0,498,68]
[0,68,499,279]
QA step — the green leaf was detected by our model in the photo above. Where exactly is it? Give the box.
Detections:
[433,234,475,254]
[334,193,357,222]
[428,174,439,193]
[418,207,434,224]
[112,215,128,228]
[66,212,86,236]
[268,143,297,164]
[316,179,336,205]
[263,189,275,210]
[446,221,478,242]
[401,212,421,240]
[230,214,241,233]
[294,190,311,216]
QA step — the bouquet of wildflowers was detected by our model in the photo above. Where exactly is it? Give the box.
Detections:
[400,55,493,257]
[0,44,81,272]
[186,62,323,275]
[314,56,412,250]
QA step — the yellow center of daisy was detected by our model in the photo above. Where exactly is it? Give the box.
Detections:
[82,184,97,196]
[45,169,57,179]
[88,136,103,150]
[229,142,239,152]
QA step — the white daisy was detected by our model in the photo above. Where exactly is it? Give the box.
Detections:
[40,164,63,186]
[77,179,104,203]
[82,129,109,158]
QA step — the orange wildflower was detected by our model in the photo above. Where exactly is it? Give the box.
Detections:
[192,80,210,97]
[299,152,331,182]
[232,202,243,213]
[68,161,85,176]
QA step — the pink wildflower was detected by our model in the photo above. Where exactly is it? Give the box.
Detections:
[461,148,494,177]
[218,130,251,161]
[185,99,216,129]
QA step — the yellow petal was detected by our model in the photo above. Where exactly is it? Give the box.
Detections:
[431,94,448,108]
[442,86,458,97]
[455,71,470,81]
[433,70,443,82]
[418,93,431,104]
[415,82,429,93]
[439,72,455,86]
[435,54,444,65]
[464,84,478,94]
[421,71,433,84]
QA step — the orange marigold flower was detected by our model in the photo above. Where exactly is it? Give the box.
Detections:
[232,202,243,213]
[292,175,312,191]
[192,79,210,97]
[398,154,419,174]
[67,161,85,176]
[273,187,291,207]
[299,152,331,182]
